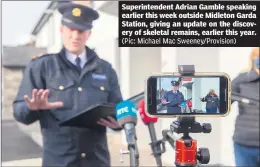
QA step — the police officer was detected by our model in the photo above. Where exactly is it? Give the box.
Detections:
[161,81,184,113]
[200,89,219,113]
[13,2,122,167]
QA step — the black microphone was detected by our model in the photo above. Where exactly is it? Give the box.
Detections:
[231,93,259,106]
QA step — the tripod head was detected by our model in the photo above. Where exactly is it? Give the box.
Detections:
[171,116,211,167]
[171,116,211,136]
[157,116,211,167]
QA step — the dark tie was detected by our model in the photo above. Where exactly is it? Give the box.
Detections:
[75,57,81,72]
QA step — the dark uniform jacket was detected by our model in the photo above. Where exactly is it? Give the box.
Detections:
[201,94,219,110]
[231,70,259,147]
[162,90,184,113]
[13,46,123,167]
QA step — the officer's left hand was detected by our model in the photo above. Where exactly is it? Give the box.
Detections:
[97,116,121,129]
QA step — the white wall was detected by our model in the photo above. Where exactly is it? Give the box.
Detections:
[47,11,62,53]
[192,78,202,110]
[35,22,48,48]
[129,47,162,96]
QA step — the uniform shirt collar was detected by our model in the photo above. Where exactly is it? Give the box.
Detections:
[65,49,87,68]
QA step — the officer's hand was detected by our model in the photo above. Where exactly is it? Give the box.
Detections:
[24,89,64,111]
[97,116,121,129]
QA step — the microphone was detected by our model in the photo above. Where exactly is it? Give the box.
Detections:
[116,100,139,167]
[138,99,162,167]
[231,93,259,106]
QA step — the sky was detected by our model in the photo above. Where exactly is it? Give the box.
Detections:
[2,1,50,46]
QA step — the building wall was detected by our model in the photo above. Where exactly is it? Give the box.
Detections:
[35,22,48,48]
[2,67,24,109]
[47,10,62,53]
[35,11,62,53]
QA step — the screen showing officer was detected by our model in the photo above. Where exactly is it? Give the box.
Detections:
[200,89,219,113]
[13,2,122,167]
[161,80,185,113]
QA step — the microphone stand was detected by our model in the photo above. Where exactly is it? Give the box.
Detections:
[124,124,139,167]
[231,93,259,106]
[148,123,163,167]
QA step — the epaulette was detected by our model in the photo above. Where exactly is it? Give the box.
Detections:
[31,53,53,61]
[31,55,38,60]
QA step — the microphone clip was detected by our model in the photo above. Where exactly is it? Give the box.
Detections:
[149,139,165,157]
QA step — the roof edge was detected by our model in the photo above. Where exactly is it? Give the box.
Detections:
[31,1,59,36]
[2,65,27,68]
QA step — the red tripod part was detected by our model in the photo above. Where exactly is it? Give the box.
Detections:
[175,138,197,166]
[170,117,211,167]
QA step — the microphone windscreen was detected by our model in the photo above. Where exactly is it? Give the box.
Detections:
[116,100,137,127]
[138,99,158,124]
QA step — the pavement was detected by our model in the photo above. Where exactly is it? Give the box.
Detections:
[2,119,42,162]
[1,108,169,167]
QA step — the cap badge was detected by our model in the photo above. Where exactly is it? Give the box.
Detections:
[72,8,81,17]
